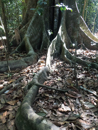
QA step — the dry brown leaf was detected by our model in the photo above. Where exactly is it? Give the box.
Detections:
[38,60,45,65]
[7,100,19,106]
[0,105,12,112]
[58,104,71,113]
[80,100,95,110]
[69,91,82,98]
[8,79,15,84]
[75,119,94,129]
[65,68,71,71]
[0,112,9,123]
[68,114,80,121]
[57,82,63,88]
[68,99,74,111]
[66,78,72,85]
[9,112,15,120]
[3,111,8,117]
[0,85,4,90]
[0,116,6,124]
[0,124,7,130]
[65,93,77,99]
[55,120,69,126]
[7,120,15,130]
[0,97,6,104]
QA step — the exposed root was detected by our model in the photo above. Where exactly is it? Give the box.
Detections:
[80,16,98,42]
[46,11,71,69]
[24,34,36,56]
[61,42,98,70]
[79,86,98,98]
[46,36,58,69]
[80,16,98,50]
[46,11,98,71]
[0,55,37,73]
[35,83,69,93]
[15,67,62,130]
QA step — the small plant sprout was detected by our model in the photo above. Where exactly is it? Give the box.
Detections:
[56,3,73,12]
[48,30,53,36]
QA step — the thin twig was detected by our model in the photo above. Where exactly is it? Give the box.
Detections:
[35,83,70,92]
[0,76,24,95]
[79,86,98,98]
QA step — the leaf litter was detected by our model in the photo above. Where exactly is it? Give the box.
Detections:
[0,49,98,130]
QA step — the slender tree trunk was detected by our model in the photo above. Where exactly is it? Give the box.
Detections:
[0,0,10,52]
[66,0,80,43]
[92,9,98,33]
[20,0,37,29]
[82,0,87,19]
[22,0,29,20]
[84,0,88,21]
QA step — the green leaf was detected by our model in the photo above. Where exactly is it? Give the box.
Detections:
[56,3,72,12]
[30,8,36,11]
[37,112,46,117]
[37,8,44,15]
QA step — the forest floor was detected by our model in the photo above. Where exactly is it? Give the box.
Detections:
[0,45,98,130]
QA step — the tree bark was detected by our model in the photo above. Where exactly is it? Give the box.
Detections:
[0,1,98,129]
[82,0,87,19]
[0,0,10,52]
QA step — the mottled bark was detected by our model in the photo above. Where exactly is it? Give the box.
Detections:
[0,1,98,129]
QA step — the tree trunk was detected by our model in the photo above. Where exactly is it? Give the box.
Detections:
[0,0,10,52]
[84,0,88,21]
[22,0,29,20]
[92,8,98,33]
[82,0,87,19]
[0,0,98,129]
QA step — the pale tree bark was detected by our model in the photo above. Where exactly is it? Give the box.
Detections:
[84,0,88,21]
[0,0,10,52]
[82,0,87,19]
[92,8,98,33]
[0,0,98,129]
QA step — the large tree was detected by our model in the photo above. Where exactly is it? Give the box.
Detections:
[0,0,98,130]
